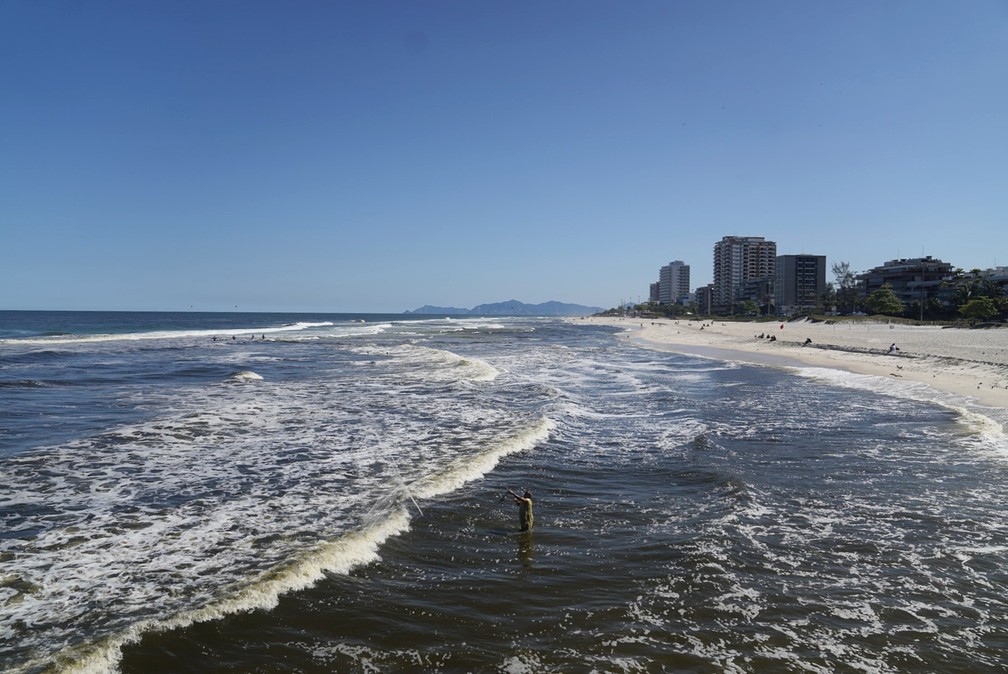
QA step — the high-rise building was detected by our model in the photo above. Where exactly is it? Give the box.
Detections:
[658,260,690,305]
[712,236,776,312]
[775,254,827,316]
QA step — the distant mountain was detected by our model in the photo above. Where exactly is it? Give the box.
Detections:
[405,299,602,317]
[408,305,472,315]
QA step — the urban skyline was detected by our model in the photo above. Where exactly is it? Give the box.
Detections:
[646,235,1006,316]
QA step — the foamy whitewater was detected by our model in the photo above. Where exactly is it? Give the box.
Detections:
[1,311,1006,673]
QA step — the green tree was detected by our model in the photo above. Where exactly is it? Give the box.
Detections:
[959,297,999,321]
[832,261,859,314]
[981,280,1004,300]
[865,284,904,316]
[954,278,980,307]
[735,299,759,316]
[820,282,837,314]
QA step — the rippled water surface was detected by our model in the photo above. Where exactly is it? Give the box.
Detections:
[1,312,1006,673]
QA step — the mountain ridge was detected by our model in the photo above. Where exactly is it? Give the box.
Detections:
[405,299,602,316]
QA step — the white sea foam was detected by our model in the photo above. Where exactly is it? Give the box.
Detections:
[411,416,553,499]
[0,321,342,346]
[362,344,502,383]
[0,331,553,674]
[228,370,263,381]
[54,511,411,674]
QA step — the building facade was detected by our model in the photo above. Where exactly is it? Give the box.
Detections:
[977,267,1008,294]
[775,254,827,316]
[712,236,777,313]
[658,260,691,305]
[857,256,955,306]
[694,284,714,315]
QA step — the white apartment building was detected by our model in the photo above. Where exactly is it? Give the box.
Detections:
[658,260,691,305]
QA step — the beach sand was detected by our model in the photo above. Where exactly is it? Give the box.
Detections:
[583,316,1008,411]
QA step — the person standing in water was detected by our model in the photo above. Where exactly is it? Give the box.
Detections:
[507,489,534,531]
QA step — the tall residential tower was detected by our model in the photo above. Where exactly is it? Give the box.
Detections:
[658,260,691,305]
[712,236,777,313]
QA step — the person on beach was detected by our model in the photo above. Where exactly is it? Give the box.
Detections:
[508,489,534,531]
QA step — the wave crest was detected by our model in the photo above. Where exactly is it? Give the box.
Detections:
[228,370,263,382]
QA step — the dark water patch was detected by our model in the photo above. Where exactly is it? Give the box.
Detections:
[0,349,72,365]
[0,380,50,389]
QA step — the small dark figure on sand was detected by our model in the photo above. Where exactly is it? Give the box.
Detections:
[508,489,534,531]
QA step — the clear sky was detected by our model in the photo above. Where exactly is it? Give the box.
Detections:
[2,1,1006,312]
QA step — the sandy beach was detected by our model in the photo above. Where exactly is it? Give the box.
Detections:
[585,316,1008,411]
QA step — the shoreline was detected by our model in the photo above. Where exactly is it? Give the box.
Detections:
[582,316,1008,411]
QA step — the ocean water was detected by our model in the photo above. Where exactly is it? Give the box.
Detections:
[1,311,1006,673]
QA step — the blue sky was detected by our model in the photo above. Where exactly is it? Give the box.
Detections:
[2,1,1006,312]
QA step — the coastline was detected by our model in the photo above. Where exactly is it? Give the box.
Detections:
[581,316,1008,412]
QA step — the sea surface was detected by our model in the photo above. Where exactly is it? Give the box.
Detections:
[1,311,1006,673]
